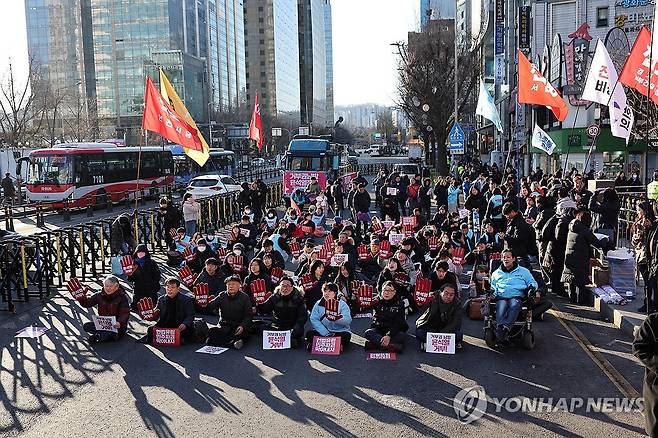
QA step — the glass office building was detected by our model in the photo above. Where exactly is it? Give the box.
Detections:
[244,0,300,125]
[324,0,334,127]
[298,0,327,128]
[25,0,247,137]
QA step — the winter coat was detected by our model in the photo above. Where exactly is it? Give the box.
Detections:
[78,286,131,332]
[194,269,227,295]
[127,256,161,296]
[243,272,273,305]
[353,190,371,214]
[182,200,200,222]
[110,214,135,254]
[633,313,658,437]
[309,298,352,336]
[159,205,183,235]
[258,290,307,331]
[428,270,459,293]
[208,290,252,329]
[588,196,619,230]
[415,293,462,334]
[490,262,537,299]
[561,219,606,282]
[155,292,195,329]
[447,186,461,205]
[369,295,408,336]
[542,212,572,273]
[464,193,487,217]
[255,249,286,270]
[504,214,536,258]
[433,183,448,207]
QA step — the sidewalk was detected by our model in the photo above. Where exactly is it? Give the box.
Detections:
[595,297,645,338]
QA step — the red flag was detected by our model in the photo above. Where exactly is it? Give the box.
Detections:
[142,77,203,152]
[619,27,658,103]
[249,92,264,151]
[518,50,569,121]
[290,197,302,216]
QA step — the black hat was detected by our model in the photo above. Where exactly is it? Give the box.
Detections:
[225,274,242,284]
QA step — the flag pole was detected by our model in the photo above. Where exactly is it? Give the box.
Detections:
[645,23,654,316]
[562,104,580,173]
[134,129,145,212]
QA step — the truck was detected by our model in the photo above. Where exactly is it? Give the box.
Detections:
[407,140,423,163]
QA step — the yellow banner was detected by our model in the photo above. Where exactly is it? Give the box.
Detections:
[159,69,210,166]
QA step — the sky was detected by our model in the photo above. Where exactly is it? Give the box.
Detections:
[0,0,418,106]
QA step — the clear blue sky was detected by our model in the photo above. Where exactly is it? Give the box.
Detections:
[0,0,419,106]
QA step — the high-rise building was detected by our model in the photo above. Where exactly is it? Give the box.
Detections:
[244,0,300,126]
[421,0,456,29]
[298,0,327,128]
[324,0,334,127]
[25,0,246,139]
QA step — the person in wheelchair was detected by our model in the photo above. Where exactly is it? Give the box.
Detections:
[489,249,538,344]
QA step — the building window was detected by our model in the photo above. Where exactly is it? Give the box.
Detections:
[259,17,264,23]
[258,6,263,12]
[259,28,264,34]
[597,7,608,27]
[259,39,264,45]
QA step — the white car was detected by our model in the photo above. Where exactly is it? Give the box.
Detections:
[185,174,241,199]
[252,158,265,166]
[368,145,381,157]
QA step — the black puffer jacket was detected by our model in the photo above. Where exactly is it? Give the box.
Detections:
[208,290,252,329]
[542,211,573,273]
[588,195,619,231]
[415,293,462,333]
[370,295,408,336]
[561,219,606,282]
[504,214,536,258]
[257,290,307,331]
[127,247,161,296]
[194,269,227,295]
[155,292,195,329]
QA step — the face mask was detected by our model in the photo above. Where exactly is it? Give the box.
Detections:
[137,252,146,259]
[268,213,275,218]
[475,274,485,281]
[246,209,251,214]
[234,250,242,256]
[198,245,207,252]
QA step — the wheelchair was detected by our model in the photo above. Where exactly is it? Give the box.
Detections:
[482,286,536,350]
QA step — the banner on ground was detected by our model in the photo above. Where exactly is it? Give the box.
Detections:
[263,330,291,350]
[425,333,456,354]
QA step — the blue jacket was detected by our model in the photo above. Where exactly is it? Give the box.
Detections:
[447,186,461,205]
[490,264,538,299]
[309,299,352,336]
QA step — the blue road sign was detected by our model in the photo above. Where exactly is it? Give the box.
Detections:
[449,122,465,154]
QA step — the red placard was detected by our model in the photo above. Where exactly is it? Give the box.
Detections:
[311,336,342,355]
[152,328,181,347]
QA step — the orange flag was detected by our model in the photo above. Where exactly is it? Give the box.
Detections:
[619,27,658,103]
[518,50,569,121]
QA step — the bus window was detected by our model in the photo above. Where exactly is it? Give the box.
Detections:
[28,155,75,185]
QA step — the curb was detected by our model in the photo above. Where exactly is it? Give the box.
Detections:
[595,297,645,338]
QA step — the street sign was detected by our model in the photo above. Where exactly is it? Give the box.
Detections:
[449,122,465,155]
[298,126,310,136]
[272,128,282,137]
[586,124,600,138]
[568,134,582,147]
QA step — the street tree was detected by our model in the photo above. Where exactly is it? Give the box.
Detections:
[0,60,49,147]
[395,29,480,175]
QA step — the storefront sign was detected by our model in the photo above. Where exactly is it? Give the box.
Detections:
[518,6,531,49]
[550,34,563,88]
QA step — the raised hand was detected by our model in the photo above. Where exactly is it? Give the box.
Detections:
[289,241,301,258]
[356,284,376,309]
[379,240,391,259]
[453,247,465,265]
[324,298,343,321]
[414,277,433,307]
[318,248,329,263]
[358,244,369,260]
[394,271,410,287]
[179,266,197,287]
[231,255,245,273]
[300,273,315,292]
[371,220,384,233]
[169,228,179,241]
[270,267,283,285]
[428,236,439,251]
[324,234,334,248]
[137,297,160,321]
[182,247,195,262]
[216,247,227,262]
[403,224,415,235]
[251,279,271,305]
[120,255,136,275]
[193,283,210,307]
[66,277,87,301]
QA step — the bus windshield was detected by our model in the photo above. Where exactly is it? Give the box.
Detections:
[288,156,330,171]
[28,155,74,185]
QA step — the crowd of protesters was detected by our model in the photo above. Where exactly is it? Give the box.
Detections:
[71,161,645,354]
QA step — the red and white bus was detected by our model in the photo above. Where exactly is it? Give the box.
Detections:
[24,143,174,208]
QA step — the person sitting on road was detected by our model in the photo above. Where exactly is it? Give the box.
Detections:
[69,275,131,344]
[187,238,215,274]
[205,275,253,350]
[306,282,353,351]
[489,249,538,344]
[136,277,196,344]
[428,260,459,295]
[415,284,463,350]
[364,280,408,353]
[255,238,286,270]
[193,258,226,312]
[238,215,259,250]
[258,277,307,348]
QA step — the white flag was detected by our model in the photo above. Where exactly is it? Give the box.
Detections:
[581,39,634,143]
[475,80,503,132]
[532,124,557,155]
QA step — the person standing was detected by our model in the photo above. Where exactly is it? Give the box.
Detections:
[633,314,658,437]
[182,193,201,237]
[126,244,162,311]
[2,172,16,205]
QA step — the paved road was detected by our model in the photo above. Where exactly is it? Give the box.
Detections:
[0,155,647,436]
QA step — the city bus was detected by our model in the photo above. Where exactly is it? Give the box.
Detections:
[170,145,237,186]
[23,143,174,207]
[283,136,350,200]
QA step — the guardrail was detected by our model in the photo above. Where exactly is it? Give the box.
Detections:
[0,180,285,313]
